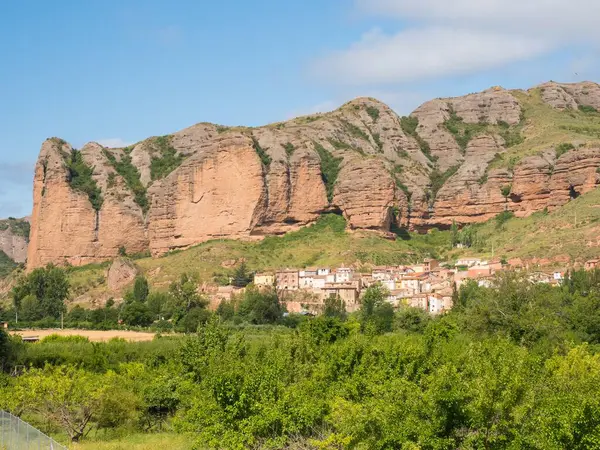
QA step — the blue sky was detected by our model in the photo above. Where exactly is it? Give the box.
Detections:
[1,0,600,218]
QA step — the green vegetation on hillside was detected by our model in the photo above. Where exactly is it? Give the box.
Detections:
[489,88,600,169]
[428,165,459,201]
[150,135,185,180]
[314,143,343,203]
[0,250,17,278]
[0,217,30,241]
[251,136,272,168]
[103,150,149,213]
[65,149,103,211]
[5,271,600,448]
[340,119,370,141]
[281,142,295,158]
[366,105,380,122]
[400,115,434,161]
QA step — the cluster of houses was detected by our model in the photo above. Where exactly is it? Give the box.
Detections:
[253,256,576,315]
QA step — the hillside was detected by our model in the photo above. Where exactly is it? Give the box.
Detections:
[0,217,29,276]
[14,79,600,271]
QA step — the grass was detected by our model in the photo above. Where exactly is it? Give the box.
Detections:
[366,106,380,122]
[282,142,295,158]
[488,89,600,169]
[71,433,192,450]
[451,186,600,263]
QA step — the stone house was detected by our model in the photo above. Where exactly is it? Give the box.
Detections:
[254,273,274,287]
[276,269,299,290]
[335,267,353,283]
[322,281,361,311]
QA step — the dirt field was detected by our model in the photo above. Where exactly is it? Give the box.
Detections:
[12,329,158,342]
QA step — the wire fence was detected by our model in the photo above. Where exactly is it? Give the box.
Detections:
[0,410,67,450]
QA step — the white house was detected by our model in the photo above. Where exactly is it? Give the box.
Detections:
[335,267,353,283]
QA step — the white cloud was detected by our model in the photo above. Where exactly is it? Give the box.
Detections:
[356,0,600,37]
[96,138,134,148]
[313,0,600,85]
[313,27,551,85]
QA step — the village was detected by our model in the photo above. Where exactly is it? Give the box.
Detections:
[246,256,585,316]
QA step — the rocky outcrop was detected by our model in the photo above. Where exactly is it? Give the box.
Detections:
[0,217,29,263]
[107,258,139,291]
[25,81,600,268]
[538,81,600,110]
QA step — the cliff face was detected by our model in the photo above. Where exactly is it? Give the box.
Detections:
[26,81,600,268]
[0,217,29,263]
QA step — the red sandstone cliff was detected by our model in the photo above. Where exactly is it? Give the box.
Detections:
[25,81,600,268]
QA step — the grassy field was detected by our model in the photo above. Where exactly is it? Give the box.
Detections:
[489,88,600,169]
[448,186,600,264]
[71,433,192,450]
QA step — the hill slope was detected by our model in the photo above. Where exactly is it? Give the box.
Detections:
[20,80,600,269]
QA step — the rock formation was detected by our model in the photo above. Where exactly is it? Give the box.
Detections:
[0,217,29,263]
[24,81,600,268]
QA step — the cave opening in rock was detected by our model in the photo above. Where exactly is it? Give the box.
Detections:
[569,185,580,200]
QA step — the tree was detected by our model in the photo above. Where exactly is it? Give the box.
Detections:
[232,261,252,288]
[180,307,212,333]
[323,295,346,319]
[133,276,149,303]
[360,284,394,334]
[147,292,170,320]
[169,273,207,322]
[19,294,43,321]
[450,220,459,248]
[216,300,235,321]
[12,264,69,319]
[121,301,154,327]
[238,286,284,324]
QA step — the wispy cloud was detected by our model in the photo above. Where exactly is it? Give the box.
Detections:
[312,0,600,85]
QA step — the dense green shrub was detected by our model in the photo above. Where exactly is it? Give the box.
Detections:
[251,136,272,168]
[103,150,149,213]
[66,149,103,211]
[150,135,185,180]
[313,142,343,203]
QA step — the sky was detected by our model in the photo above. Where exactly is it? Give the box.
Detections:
[1,0,600,218]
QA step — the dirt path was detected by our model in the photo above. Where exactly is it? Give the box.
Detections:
[12,329,158,342]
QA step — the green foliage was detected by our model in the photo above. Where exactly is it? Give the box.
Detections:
[0,218,30,241]
[495,210,515,228]
[313,142,343,203]
[133,276,149,303]
[359,284,394,334]
[103,150,149,213]
[121,301,154,327]
[282,142,295,158]
[500,184,512,198]
[444,107,488,153]
[66,149,103,211]
[400,116,434,161]
[372,132,383,152]
[391,165,412,201]
[429,165,459,200]
[150,135,184,180]
[578,104,598,113]
[0,249,17,278]
[340,119,370,141]
[12,264,69,319]
[323,295,346,319]
[231,261,252,288]
[237,286,284,324]
[499,126,524,147]
[366,106,380,122]
[555,142,575,158]
[251,136,272,168]
[477,171,488,185]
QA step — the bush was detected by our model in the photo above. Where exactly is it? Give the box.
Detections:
[103,150,148,213]
[313,142,343,203]
[555,142,575,158]
[252,136,272,168]
[578,104,598,113]
[150,135,185,180]
[65,149,103,211]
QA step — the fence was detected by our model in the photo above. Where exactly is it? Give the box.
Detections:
[0,410,67,450]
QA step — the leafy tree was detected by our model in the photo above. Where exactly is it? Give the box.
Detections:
[450,220,459,248]
[180,307,212,333]
[323,295,346,319]
[121,301,154,327]
[12,264,69,319]
[19,294,43,321]
[216,300,235,321]
[169,273,207,319]
[147,292,170,320]
[231,261,252,288]
[133,276,149,303]
[359,283,393,333]
[237,286,284,324]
